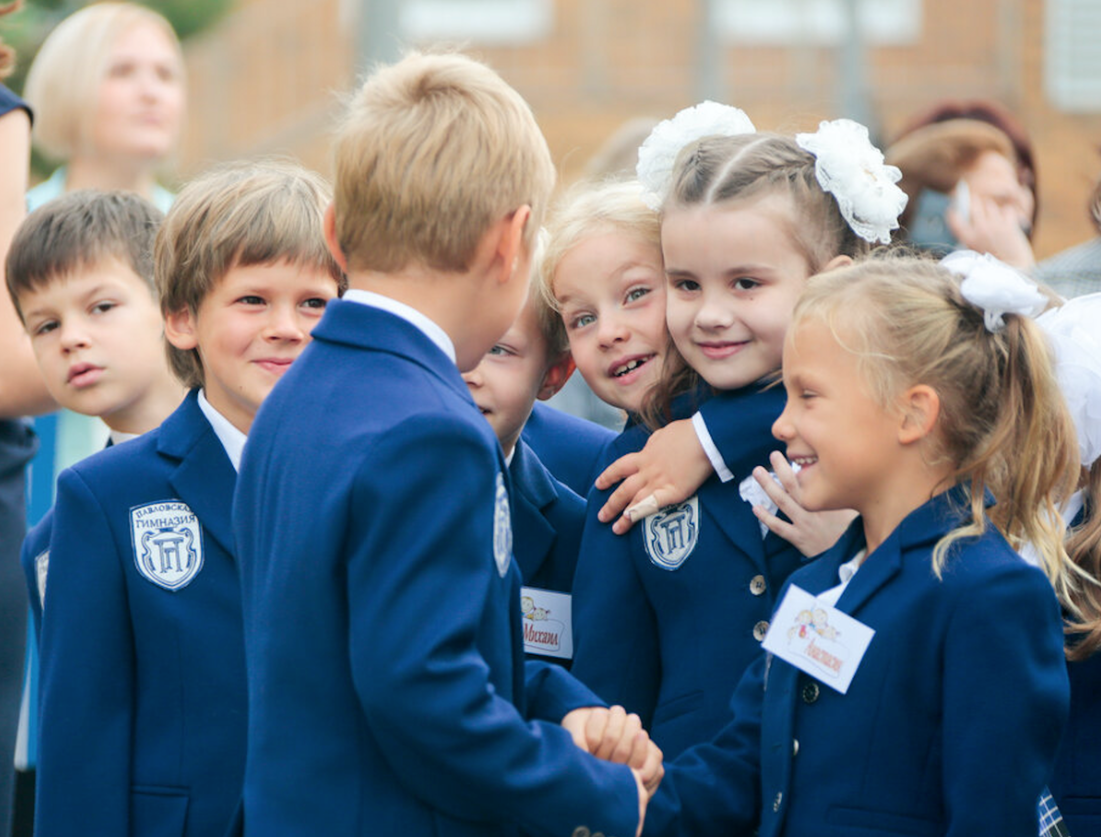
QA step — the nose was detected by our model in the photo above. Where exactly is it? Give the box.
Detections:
[462,367,484,389]
[695,291,734,331]
[772,402,794,443]
[596,313,629,348]
[264,305,307,342]
[58,320,91,353]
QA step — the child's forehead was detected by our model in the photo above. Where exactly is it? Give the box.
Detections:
[28,255,151,302]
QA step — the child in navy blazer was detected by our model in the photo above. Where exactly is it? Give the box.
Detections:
[232,52,660,837]
[32,160,342,837]
[562,110,906,759]
[647,254,1075,837]
[463,255,593,666]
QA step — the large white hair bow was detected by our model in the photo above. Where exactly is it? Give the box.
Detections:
[1036,293,1101,467]
[636,101,756,211]
[795,119,908,245]
[942,250,1047,332]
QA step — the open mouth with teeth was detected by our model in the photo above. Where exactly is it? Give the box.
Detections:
[789,456,817,468]
[612,355,655,378]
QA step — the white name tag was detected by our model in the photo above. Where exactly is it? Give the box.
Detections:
[761,585,874,694]
[520,587,573,660]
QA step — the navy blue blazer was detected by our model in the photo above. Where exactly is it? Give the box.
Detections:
[1050,502,1100,834]
[233,299,638,837]
[571,383,804,760]
[20,510,49,642]
[648,486,1070,837]
[36,390,246,837]
[522,401,616,496]
[510,439,585,668]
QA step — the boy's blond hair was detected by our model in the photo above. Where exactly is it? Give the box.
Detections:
[24,2,182,162]
[156,158,344,389]
[332,51,555,273]
[526,229,569,361]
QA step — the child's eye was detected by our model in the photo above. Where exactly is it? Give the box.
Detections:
[32,320,58,336]
[238,295,266,306]
[672,279,700,293]
[301,297,329,310]
[487,344,514,357]
[733,278,760,291]
[107,61,135,79]
[569,313,595,330]
[90,301,117,315]
[799,390,817,401]
[625,286,651,303]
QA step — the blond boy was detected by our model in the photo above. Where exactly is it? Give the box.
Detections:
[232,53,659,837]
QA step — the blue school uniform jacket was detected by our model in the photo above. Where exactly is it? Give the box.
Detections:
[233,299,638,837]
[522,402,616,496]
[570,383,805,760]
[510,439,585,667]
[647,486,1070,837]
[1050,503,1101,834]
[35,390,246,837]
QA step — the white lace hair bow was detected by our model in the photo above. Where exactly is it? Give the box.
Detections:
[1036,293,1101,467]
[795,119,908,245]
[942,250,1047,333]
[636,101,756,211]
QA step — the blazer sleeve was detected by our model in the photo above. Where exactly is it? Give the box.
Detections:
[346,414,639,837]
[941,560,1069,837]
[695,391,778,481]
[643,655,764,837]
[36,467,135,837]
[570,485,661,730]
[523,660,606,723]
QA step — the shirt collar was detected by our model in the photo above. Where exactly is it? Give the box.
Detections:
[197,389,248,472]
[108,429,140,446]
[342,289,456,364]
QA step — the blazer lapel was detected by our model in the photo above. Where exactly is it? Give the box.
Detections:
[509,442,557,583]
[158,393,237,557]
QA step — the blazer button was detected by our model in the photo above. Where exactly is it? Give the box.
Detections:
[753,620,770,641]
[801,681,820,704]
[792,738,799,756]
[772,791,783,812]
[750,574,767,596]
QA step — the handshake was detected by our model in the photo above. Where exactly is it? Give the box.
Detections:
[562,706,664,837]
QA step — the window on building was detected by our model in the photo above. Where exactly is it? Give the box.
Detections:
[399,0,553,44]
[713,0,922,45]
[1045,0,1101,112]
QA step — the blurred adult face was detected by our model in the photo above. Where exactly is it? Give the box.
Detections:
[88,21,185,164]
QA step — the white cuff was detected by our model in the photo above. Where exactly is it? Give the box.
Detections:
[692,411,734,483]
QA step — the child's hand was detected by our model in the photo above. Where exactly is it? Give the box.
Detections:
[631,768,650,837]
[596,419,712,534]
[561,706,663,786]
[751,451,856,558]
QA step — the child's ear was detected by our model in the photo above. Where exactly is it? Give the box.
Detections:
[898,384,940,445]
[496,205,532,286]
[538,353,575,401]
[822,254,853,273]
[164,307,198,351]
[323,203,349,272]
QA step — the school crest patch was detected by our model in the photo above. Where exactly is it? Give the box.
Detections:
[493,472,512,577]
[643,495,700,570]
[130,500,204,591]
[34,549,49,610]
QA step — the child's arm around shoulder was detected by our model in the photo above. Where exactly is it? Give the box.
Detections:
[346,410,641,837]
[36,464,135,837]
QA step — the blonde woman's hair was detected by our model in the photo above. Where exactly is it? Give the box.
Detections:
[1066,462,1101,660]
[643,131,873,429]
[155,158,345,389]
[793,254,1080,598]
[24,2,183,162]
[332,50,555,274]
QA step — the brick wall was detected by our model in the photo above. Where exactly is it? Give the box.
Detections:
[178,0,1101,258]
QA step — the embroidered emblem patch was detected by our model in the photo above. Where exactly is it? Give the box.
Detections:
[492,472,512,577]
[35,550,48,610]
[130,501,204,591]
[643,495,700,570]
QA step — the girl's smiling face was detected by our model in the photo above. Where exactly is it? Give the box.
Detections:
[662,194,813,392]
[554,230,666,412]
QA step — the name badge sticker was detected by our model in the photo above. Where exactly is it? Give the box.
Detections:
[761,585,874,694]
[520,587,573,660]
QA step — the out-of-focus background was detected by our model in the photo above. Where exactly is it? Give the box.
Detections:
[5,0,1101,258]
